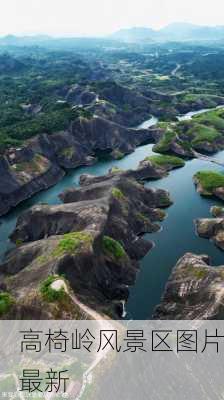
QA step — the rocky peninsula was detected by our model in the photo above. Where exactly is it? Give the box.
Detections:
[0,171,171,319]
[153,108,224,158]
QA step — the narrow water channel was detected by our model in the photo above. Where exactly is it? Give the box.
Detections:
[127,151,224,319]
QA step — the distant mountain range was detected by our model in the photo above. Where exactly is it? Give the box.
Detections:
[0,34,120,49]
[0,34,53,46]
[110,23,224,43]
[1,23,224,48]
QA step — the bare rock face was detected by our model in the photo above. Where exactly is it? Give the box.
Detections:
[214,187,224,201]
[195,206,224,251]
[88,81,153,127]
[3,173,171,319]
[195,218,222,238]
[10,200,109,243]
[193,141,224,154]
[130,160,168,181]
[30,116,155,168]
[77,156,181,189]
[66,85,97,106]
[195,217,224,250]
[211,206,224,218]
[0,116,155,217]
[153,253,224,320]
[0,150,65,216]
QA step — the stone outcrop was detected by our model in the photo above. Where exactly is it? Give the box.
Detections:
[153,253,224,320]
[26,116,156,168]
[195,206,224,250]
[66,84,97,106]
[0,116,156,217]
[0,149,65,216]
[77,164,167,190]
[213,187,224,201]
[89,81,154,127]
[211,205,224,217]
[73,156,183,191]
[2,173,171,319]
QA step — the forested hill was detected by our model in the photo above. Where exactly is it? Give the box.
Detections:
[1,41,224,152]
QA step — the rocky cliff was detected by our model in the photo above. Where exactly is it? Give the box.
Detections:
[87,81,154,127]
[0,116,156,217]
[153,253,224,319]
[195,206,224,250]
[1,173,171,319]
[0,149,65,216]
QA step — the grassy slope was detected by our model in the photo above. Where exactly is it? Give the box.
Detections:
[146,154,185,168]
[194,171,224,192]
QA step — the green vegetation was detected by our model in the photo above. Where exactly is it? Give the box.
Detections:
[0,106,79,151]
[123,104,131,112]
[112,150,125,160]
[154,108,224,157]
[183,94,200,102]
[40,275,67,302]
[78,109,94,120]
[136,212,149,224]
[0,44,224,155]
[153,130,176,153]
[146,154,185,168]
[155,209,167,220]
[157,122,170,130]
[190,124,221,146]
[111,187,126,200]
[11,154,48,175]
[182,94,216,108]
[180,140,192,151]
[103,236,126,260]
[195,111,224,130]
[158,196,171,207]
[193,269,209,279]
[36,255,49,265]
[110,166,123,174]
[211,206,224,217]
[36,232,93,266]
[0,292,14,316]
[15,239,23,247]
[194,171,224,192]
[154,74,170,81]
[186,266,209,280]
[0,51,96,152]
[60,147,74,158]
[52,231,93,257]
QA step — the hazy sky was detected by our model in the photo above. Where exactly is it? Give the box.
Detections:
[2,0,224,36]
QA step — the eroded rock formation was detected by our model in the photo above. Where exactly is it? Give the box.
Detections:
[1,173,171,319]
[153,253,224,319]
[0,116,156,216]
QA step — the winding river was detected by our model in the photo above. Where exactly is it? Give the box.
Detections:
[0,110,224,319]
